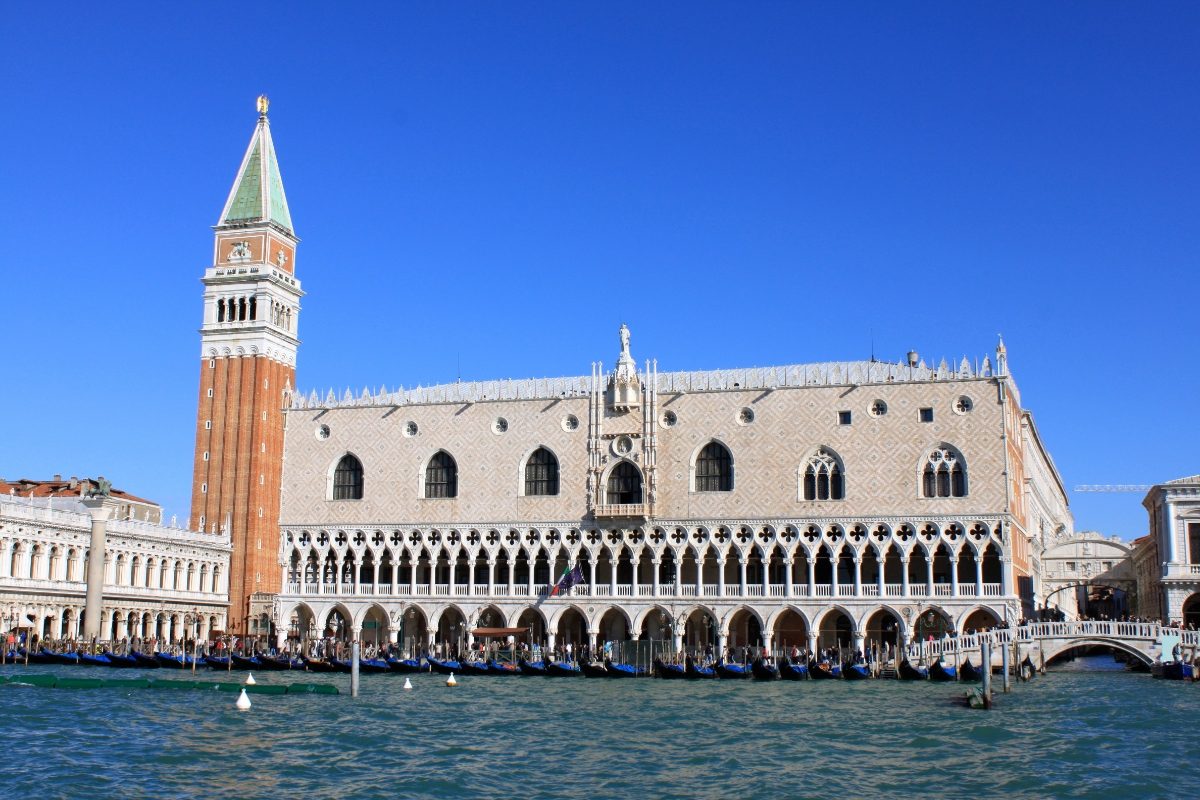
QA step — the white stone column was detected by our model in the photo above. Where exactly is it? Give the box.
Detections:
[674,560,683,596]
[877,560,885,597]
[901,556,910,596]
[950,554,959,597]
[831,556,839,596]
[738,557,747,596]
[807,630,818,656]
[1001,556,1012,596]
[853,557,862,596]
[717,629,728,660]
[852,631,865,656]
[807,558,815,597]
[652,559,660,597]
[925,553,934,596]
[487,559,496,596]
[784,560,793,598]
[717,558,726,597]
[975,554,983,596]
[588,557,597,597]
[81,500,111,642]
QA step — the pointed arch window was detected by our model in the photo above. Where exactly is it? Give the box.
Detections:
[803,448,844,500]
[923,446,967,498]
[524,448,559,496]
[425,451,458,498]
[332,454,364,500]
[607,461,643,505]
[695,441,733,492]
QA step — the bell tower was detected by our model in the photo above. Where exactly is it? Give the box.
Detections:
[190,96,303,635]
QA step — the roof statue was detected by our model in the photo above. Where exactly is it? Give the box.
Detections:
[257,94,269,117]
[609,323,640,411]
[85,476,112,499]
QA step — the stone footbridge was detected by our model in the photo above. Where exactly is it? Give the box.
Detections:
[907,621,1200,668]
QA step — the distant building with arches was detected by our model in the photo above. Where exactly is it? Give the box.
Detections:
[1040,531,1135,620]
[0,490,229,644]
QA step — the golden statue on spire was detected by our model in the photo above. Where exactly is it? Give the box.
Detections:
[257,95,270,116]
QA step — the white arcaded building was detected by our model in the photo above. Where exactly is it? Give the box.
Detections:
[0,491,230,643]
[271,327,1071,658]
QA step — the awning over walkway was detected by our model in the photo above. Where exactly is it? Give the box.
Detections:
[472,627,527,637]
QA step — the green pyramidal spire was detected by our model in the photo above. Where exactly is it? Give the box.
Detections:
[218,96,294,235]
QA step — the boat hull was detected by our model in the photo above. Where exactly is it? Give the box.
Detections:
[518,658,547,676]
[425,658,463,675]
[580,662,609,678]
[715,662,751,680]
[780,660,809,681]
[750,659,779,681]
[654,658,687,679]
[842,664,871,680]
[387,658,425,673]
[546,662,582,677]
[959,660,982,682]
[928,661,957,681]
[603,660,641,678]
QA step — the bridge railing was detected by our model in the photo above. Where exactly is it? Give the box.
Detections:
[903,621,1200,663]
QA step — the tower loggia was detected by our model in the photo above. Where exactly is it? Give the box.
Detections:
[189,96,302,636]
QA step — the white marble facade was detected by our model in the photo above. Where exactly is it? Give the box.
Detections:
[272,332,1071,654]
[1143,475,1200,625]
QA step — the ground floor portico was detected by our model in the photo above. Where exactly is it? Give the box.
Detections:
[2,592,227,648]
[274,595,1016,660]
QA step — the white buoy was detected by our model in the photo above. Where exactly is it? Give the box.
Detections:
[245,673,257,685]
[446,672,457,687]
[236,688,252,710]
[403,677,413,690]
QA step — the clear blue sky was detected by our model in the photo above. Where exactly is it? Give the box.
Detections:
[1,3,1196,536]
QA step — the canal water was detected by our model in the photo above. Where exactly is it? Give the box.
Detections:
[0,660,1195,799]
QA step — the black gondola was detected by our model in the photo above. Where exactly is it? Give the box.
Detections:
[842,663,871,680]
[518,658,547,676]
[459,660,493,676]
[808,660,838,680]
[104,652,141,668]
[779,659,808,681]
[546,661,582,677]
[928,660,957,681]
[603,660,641,678]
[258,654,298,671]
[715,661,751,680]
[487,659,521,676]
[685,656,717,679]
[131,651,159,668]
[231,654,263,670]
[580,661,609,678]
[1021,656,1038,679]
[654,658,687,679]
[959,660,982,682]
[750,658,779,681]
[78,652,111,666]
[45,649,80,666]
[425,657,462,675]
[301,656,337,673]
[898,660,928,680]
[387,657,424,673]
[204,655,232,669]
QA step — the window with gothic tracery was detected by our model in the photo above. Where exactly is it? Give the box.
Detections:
[425,451,458,498]
[695,441,733,492]
[922,446,967,498]
[332,454,364,500]
[803,448,845,500]
[524,447,559,496]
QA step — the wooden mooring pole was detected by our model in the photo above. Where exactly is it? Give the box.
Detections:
[980,640,993,709]
[1002,640,1011,693]
[350,640,360,698]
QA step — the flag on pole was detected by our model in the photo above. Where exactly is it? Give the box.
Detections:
[550,564,585,597]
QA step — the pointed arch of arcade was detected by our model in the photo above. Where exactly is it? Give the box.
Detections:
[320,602,355,638]
[765,605,814,635]
[911,605,955,639]
[428,603,470,631]
[512,605,549,641]
[547,603,593,632]
[353,602,392,633]
[596,605,634,643]
[720,604,767,633]
[632,604,677,635]
[474,604,507,629]
[812,604,860,634]
[957,605,1004,633]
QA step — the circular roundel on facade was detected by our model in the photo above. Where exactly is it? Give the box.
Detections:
[404,421,419,437]
[613,435,634,456]
[562,414,580,432]
[869,399,888,417]
[493,417,509,435]
[737,407,755,425]
[954,395,973,414]
[661,410,678,427]
[316,424,330,440]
